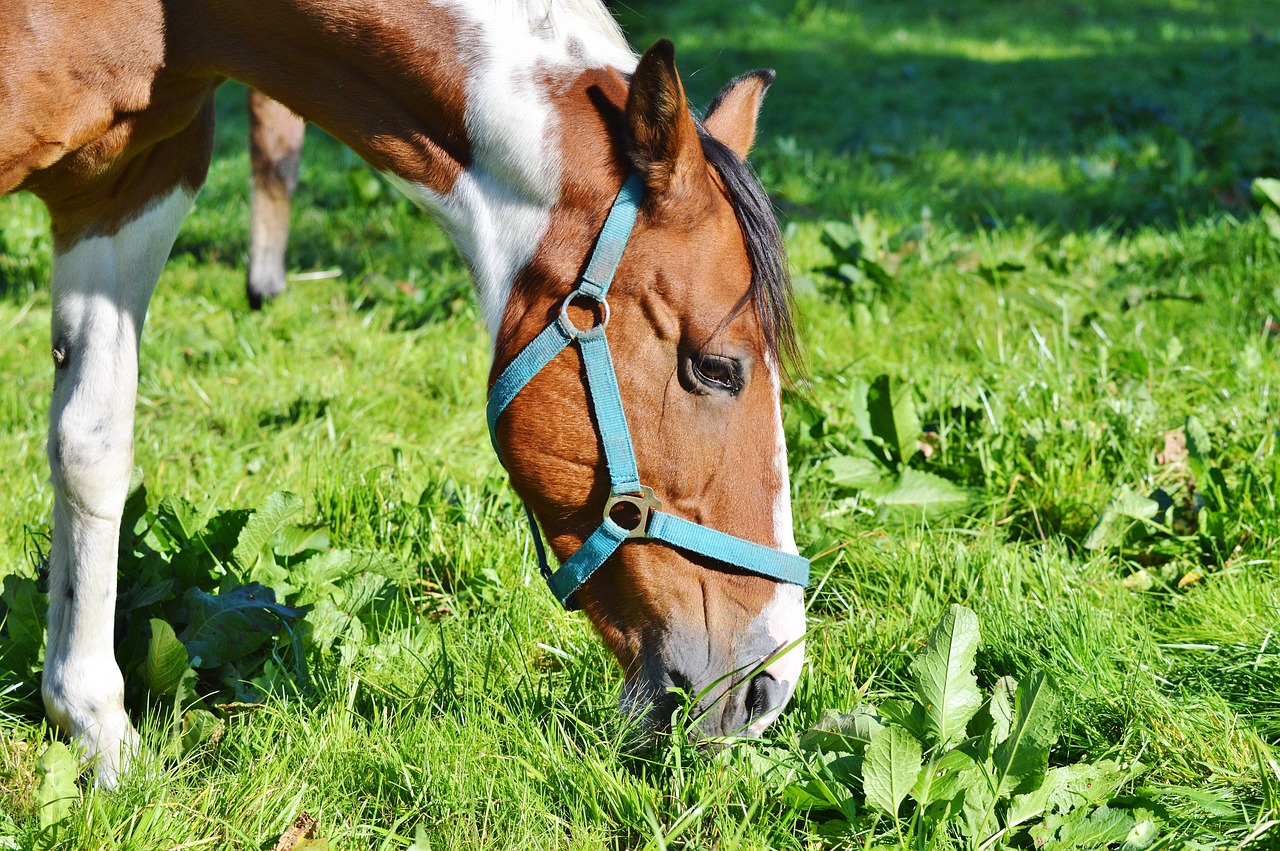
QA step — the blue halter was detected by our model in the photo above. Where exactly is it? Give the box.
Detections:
[487,173,810,609]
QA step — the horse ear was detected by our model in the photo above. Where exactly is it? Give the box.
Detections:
[704,70,775,159]
[627,40,704,200]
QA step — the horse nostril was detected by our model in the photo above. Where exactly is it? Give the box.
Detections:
[746,670,786,722]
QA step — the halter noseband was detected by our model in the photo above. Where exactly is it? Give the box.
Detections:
[487,173,810,609]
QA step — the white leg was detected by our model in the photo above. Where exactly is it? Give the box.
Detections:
[41,188,195,787]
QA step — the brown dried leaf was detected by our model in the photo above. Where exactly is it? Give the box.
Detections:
[1156,428,1187,467]
[273,811,327,851]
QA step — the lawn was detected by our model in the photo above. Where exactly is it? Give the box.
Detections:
[2,0,1279,847]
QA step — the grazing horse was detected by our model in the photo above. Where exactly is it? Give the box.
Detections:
[1,0,809,785]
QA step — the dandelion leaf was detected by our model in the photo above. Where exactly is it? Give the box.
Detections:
[909,604,984,747]
[863,726,922,817]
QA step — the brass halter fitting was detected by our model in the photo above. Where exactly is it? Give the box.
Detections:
[604,485,663,539]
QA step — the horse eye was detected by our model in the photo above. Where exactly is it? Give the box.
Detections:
[692,354,743,395]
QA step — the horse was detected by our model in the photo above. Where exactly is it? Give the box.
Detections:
[245,90,305,309]
[1,0,809,787]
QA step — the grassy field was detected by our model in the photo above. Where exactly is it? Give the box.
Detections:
[3,0,1280,847]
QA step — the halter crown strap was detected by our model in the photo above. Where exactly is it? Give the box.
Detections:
[577,172,645,300]
[487,173,809,608]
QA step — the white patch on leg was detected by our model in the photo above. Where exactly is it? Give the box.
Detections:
[385,0,636,340]
[42,187,195,787]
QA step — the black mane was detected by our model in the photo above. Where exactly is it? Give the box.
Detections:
[697,126,799,375]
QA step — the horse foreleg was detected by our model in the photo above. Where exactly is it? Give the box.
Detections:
[246,90,305,309]
[41,106,213,788]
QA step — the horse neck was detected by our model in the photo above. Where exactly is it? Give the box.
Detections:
[178,0,636,337]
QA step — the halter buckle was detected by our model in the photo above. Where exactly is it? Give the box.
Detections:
[604,486,663,539]
[558,288,610,339]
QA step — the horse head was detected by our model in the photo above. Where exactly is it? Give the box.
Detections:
[492,41,806,739]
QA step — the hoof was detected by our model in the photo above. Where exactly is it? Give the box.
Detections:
[83,722,139,789]
[43,675,138,788]
[246,269,287,310]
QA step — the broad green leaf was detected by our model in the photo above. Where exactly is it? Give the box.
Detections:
[867,374,921,464]
[35,742,78,831]
[958,763,997,839]
[177,507,254,590]
[1122,818,1159,850]
[0,574,46,672]
[121,472,149,543]
[909,604,983,747]
[847,379,874,442]
[836,262,863,283]
[729,744,791,786]
[178,709,220,756]
[1007,762,1073,828]
[878,699,931,743]
[156,495,202,543]
[1082,487,1161,550]
[407,825,431,851]
[143,618,190,697]
[1185,415,1211,474]
[1263,206,1280,243]
[911,747,975,809]
[339,572,392,615]
[783,750,861,816]
[231,491,303,571]
[863,726,922,818]
[801,706,884,754]
[992,671,1059,796]
[823,455,890,490]
[871,468,974,518]
[989,675,1017,745]
[1184,415,1230,510]
[783,781,837,810]
[179,583,306,668]
[1045,760,1128,812]
[117,578,178,614]
[247,557,297,601]
[1253,176,1280,209]
[304,598,367,658]
[290,549,360,604]
[1048,804,1136,849]
[272,523,330,557]
[821,221,862,263]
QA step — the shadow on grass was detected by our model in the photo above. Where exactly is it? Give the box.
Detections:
[619,0,1280,230]
[10,0,1279,303]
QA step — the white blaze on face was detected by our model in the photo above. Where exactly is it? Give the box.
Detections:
[384,0,637,340]
[747,360,806,735]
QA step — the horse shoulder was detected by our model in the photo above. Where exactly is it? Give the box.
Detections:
[0,0,208,208]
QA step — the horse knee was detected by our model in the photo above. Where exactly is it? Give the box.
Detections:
[49,415,133,520]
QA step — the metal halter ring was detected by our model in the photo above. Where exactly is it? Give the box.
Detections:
[558,288,611,339]
[604,485,663,539]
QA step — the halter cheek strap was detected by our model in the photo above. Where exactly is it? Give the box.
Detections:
[486,173,810,609]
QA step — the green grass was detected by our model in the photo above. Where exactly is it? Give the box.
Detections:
[2,0,1280,847]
